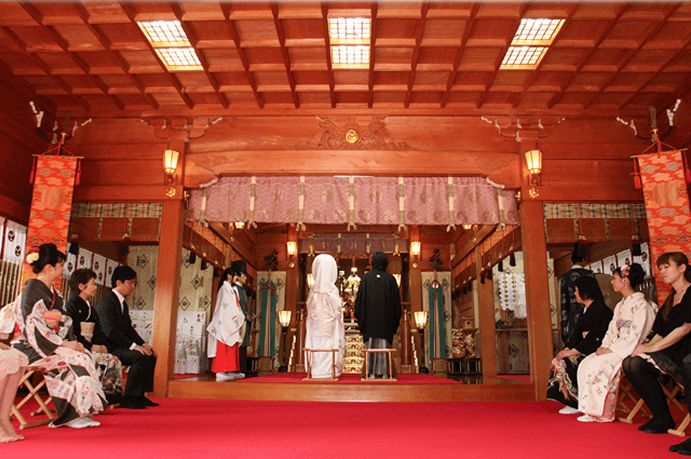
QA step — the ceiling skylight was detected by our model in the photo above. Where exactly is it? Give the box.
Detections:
[328,17,371,69]
[138,20,202,71]
[500,18,564,70]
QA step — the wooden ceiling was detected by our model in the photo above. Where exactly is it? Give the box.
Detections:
[0,1,689,117]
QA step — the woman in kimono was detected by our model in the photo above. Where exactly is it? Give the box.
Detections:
[207,267,245,381]
[13,243,106,428]
[624,252,691,435]
[305,254,344,379]
[65,268,124,404]
[547,275,613,414]
[576,263,656,422]
[0,342,27,442]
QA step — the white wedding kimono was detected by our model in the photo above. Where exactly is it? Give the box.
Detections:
[305,254,345,379]
[577,292,657,421]
[207,281,245,358]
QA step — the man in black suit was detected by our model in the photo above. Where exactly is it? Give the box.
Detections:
[96,265,158,409]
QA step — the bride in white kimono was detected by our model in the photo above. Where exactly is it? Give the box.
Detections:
[577,263,656,422]
[305,254,345,379]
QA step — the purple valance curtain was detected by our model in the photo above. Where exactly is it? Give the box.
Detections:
[188,176,518,227]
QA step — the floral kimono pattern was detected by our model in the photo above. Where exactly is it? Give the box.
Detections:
[13,280,106,426]
[577,292,656,421]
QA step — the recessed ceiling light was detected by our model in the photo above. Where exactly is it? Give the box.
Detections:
[331,45,370,69]
[500,18,564,70]
[511,18,564,46]
[155,47,203,71]
[138,20,190,47]
[328,17,371,69]
[501,46,548,69]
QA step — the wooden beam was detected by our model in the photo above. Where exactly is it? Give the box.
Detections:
[451,225,496,270]
[73,185,184,202]
[151,199,184,397]
[440,4,479,108]
[222,4,264,108]
[520,200,553,400]
[403,3,429,108]
[320,3,336,108]
[271,3,300,108]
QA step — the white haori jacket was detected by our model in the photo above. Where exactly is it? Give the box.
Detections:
[207,281,245,358]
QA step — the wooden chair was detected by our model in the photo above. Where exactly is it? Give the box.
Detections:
[668,380,690,437]
[10,366,56,429]
[617,374,651,423]
[303,348,339,381]
[362,348,397,382]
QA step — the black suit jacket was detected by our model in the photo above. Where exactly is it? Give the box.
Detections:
[64,295,107,350]
[95,290,145,352]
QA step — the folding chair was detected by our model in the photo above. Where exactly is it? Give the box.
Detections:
[667,380,690,437]
[10,366,56,429]
[617,374,651,423]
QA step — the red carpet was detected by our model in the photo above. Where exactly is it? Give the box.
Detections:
[244,372,460,384]
[4,398,682,458]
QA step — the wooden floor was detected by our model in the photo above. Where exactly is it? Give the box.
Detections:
[167,375,536,402]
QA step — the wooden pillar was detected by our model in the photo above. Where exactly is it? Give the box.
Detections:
[475,246,497,377]
[151,199,184,397]
[520,200,553,400]
[284,226,299,369]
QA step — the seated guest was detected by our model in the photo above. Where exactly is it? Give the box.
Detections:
[547,276,613,414]
[96,266,157,409]
[0,342,28,442]
[624,252,691,435]
[13,243,105,428]
[65,268,124,404]
[576,263,656,422]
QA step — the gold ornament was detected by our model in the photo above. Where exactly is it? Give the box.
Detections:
[345,129,359,144]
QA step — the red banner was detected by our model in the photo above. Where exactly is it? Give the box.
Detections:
[22,156,78,285]
[637,149,691,300]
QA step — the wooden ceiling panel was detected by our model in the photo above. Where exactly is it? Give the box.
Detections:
[189,21,236,49]
[566,73,612,93]
[421,19,467,47]
[178,2,225,21]
[600,22,660,49]
[412,71,448,91]
[458,47,503,71]
[466,19,516,47]
[253,71,290,91]
[644,22,691,50]
[376,19,419,46]
[293,71,330,91]
[119,50,165,73]
[375,71,411,90]
[555,21,611,48]
[0,1,684,116]
[417,47,455,71]
[281,19,325,47]
[81,4,131,24]
[235,20,280,47]
[0,3,39,27]
[97,23,147,51]
[246,47,286,71]
[539,48,591,72]
[11,26,62,52]
[288,47,327,71]
[374,47,413,71]
[202,48,243,72]
[77,52,125,74]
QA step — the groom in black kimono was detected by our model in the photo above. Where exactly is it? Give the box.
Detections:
[96,265,158,409]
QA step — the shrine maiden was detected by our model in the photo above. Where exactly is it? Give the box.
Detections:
[208,267,245,381]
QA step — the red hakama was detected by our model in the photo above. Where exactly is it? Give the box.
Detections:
[211,340,240,373]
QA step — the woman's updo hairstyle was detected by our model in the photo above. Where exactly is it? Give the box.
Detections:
[613,262,645,290]
[27,243,66,274]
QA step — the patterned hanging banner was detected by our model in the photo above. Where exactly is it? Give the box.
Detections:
[637,149,691,299]
[22,156,79,285]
